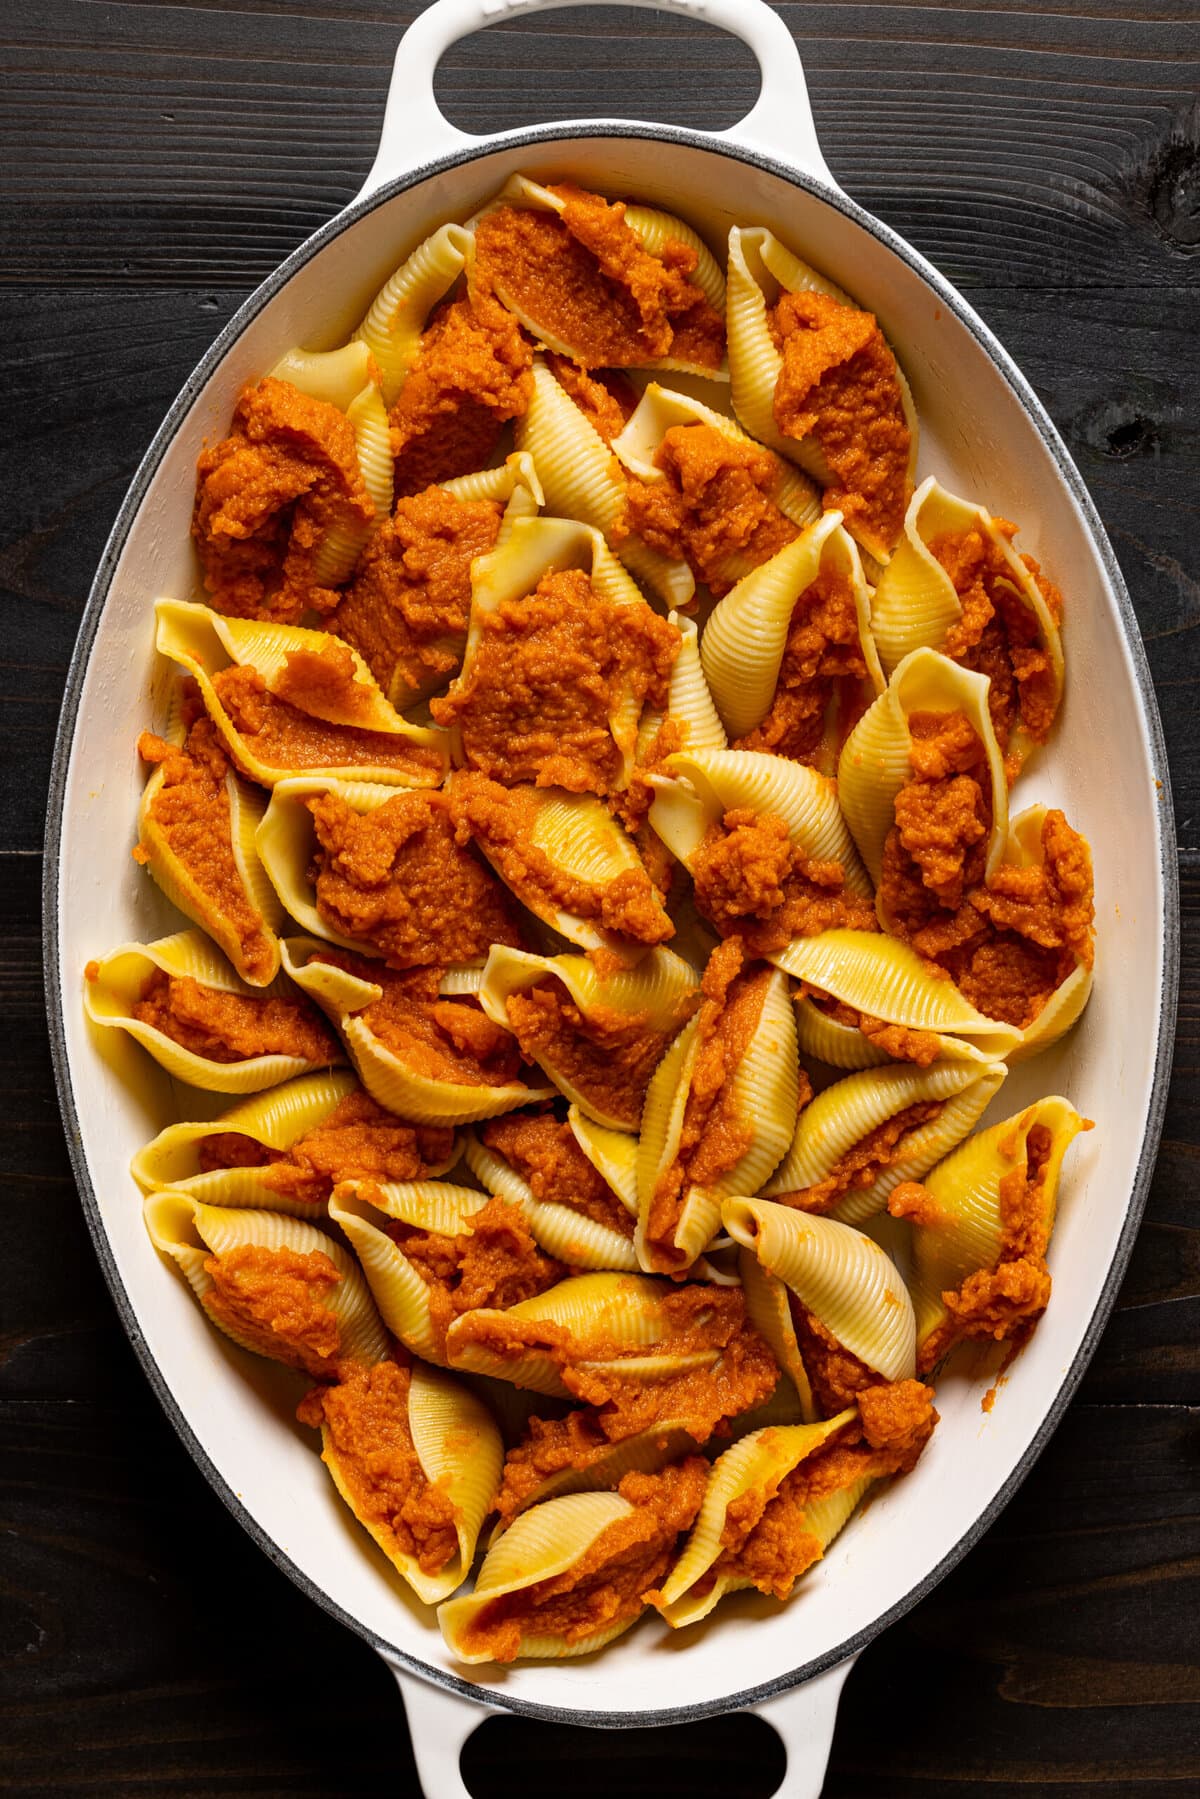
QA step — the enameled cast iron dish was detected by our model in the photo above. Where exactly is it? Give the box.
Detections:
[45,3,1179,1792]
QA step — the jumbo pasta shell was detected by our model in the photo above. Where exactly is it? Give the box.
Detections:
[699,513,883,744]
[870,477,1065,768]
[449,773,673,960]
[256,777,408,956]
[998,806,1094,1060]
[473,176,726,379]
[792,996,891,1070]
[137,732,284,988]
[654,1411,853,1620]
[354,222,474,405]
[567,1107,639,1217]
[724,1198,917,1384]
[773,930,1023,1063]
[650,747,869,895]
[318,1360,504,1604]
[268,344,393,586]
[635,968,798,1273]
[444,1271,697,1398]
[726,226,919,562]
[764,1059,1007,1226]
[327,1181,492,1365]
[904,1096,1088,1356]
[129,1068,361,1203]
[83,929,342,1093]
[736,1248,816,1422]
[611,380,820,593]
[476,942,699,1129]
[438,1489,640,1663]
[837,647,1009,894]
[154,599,447,787]
[281,939,553,1125]
[637,615,728,770]
[514,357,692,607]
[462,1130,640,1272]
[144,1191,388,1366]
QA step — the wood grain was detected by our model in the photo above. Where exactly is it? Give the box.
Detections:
[3,3,1199,1794]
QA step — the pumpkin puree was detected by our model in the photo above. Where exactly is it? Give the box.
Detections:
[615,423,798,596]
[448,772,675,948]
[474,183,724,372]
[691,808,877,954]
[202,1242,344,1377]
[456,1460,708,1663]
[386,1195,565,1358]
[734,569,871,764]
[494,1301,779,1527]
[330,484,504,700]
[770,290,911,553]
[500,977,698,1133]
[311,950,526,1090]
[707,1391,935,1600]
[299,1359,460,1574]
[431,567,679,796]
[306,788,524,968]
[930,522,1063,759]
[895,1118,1091,1373]
[129,968,340,1066]
[208,663,442,783]
[545,353,638,442]
[770,1099,946,1216]
[879,711,1094,1028]
[193,376,373,623]
[481,1111,632,1238]
[136,720,276,985]
[645,940,774,1269]
[389,294,533,498]
[197,1088,455,1207]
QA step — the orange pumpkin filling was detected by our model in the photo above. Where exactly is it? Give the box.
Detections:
[306,788,525,968]
[770,290,910,553]
[202,1242,344,1376]
[929,522,1063,759]
[448,771,675,948]
[499,975,698,1134]
[329,482,503,701]
[196,1088,456,1207]
[708,1391,935,1601]
[892,1119,1090,1373]
[389,293,533,498]
[474,183,724,372]
[481,1111,633,1238]
[691,808,877,954]
[387,1195,565,1359]
[457,1459,708,1663]
[135,719,276,985]
[431,567,679,796]
[769,1100,946,1217]
[544,353,638,442]
[643,940,777,1269]
[615,422,798,596]
[309,950,526,1091]
[127,968,340,1066]
[192,376,373,623]
[732,568,871,764]
[299,1359,460,1576]
[205,662,440,783]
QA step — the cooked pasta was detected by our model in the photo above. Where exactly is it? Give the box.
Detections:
[90,173,1090,1665]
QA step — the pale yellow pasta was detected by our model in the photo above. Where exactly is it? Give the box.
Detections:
[354,221,473,404]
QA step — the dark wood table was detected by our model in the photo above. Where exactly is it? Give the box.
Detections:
[5,4,1198,1793]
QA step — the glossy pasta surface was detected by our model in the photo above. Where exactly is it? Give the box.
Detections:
[95,176,1095,1669]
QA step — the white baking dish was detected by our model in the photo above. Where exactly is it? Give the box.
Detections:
[44,2,1178,1792]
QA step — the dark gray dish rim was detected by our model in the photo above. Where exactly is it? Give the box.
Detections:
[44,122,1179,1733]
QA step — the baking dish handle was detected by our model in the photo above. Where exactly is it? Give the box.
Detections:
[359,0,837,199]
[391,1656,854,1797]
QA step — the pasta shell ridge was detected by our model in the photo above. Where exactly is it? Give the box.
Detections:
[354,222,474,405]
[792,995,892,1070]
